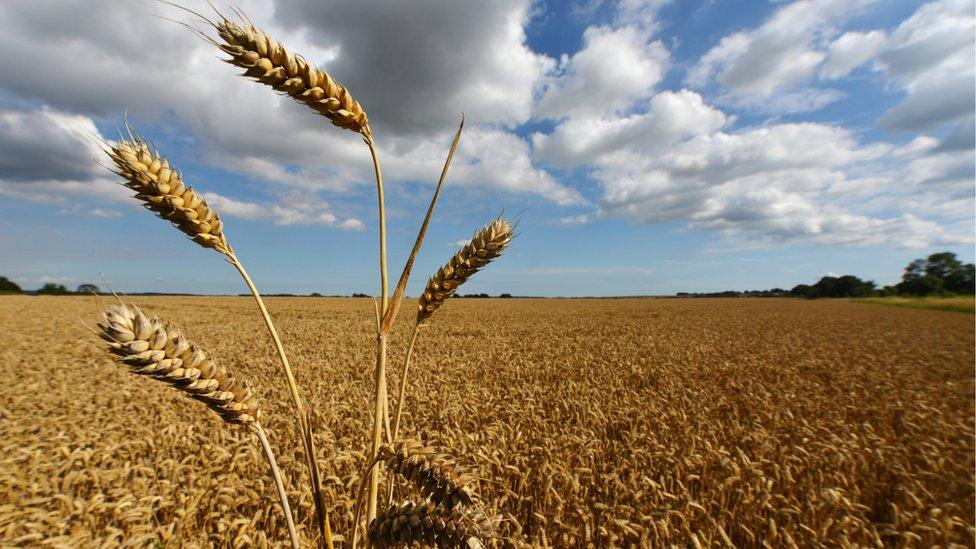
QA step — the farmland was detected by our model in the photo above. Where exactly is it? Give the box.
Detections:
[0,296,972,547]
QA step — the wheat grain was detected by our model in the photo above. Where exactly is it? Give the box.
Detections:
[208,14,369,136]
[417,219,513,325]
[96,303,258,424]
[107,138,231,256]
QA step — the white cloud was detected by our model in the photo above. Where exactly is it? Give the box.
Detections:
[534,90,727,167]
[591,121,965,248]
[202,192,363,229]
[535,25,669,119]
[821,30,887,79]
[559,214,590,225]
[687,0,873,94]
[39,275,74,284]
[88,208,123,218]
[875,0,976,133]
[714,87,845,115]
[687,0,975,124]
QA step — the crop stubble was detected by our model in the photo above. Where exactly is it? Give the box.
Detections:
[0,296,972,546]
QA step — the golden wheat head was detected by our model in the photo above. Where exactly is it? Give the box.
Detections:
[96,303,259,425]
[368,501,491,549]
[417,218,513,325]
[107,137,231,256]
[208,13,369,136]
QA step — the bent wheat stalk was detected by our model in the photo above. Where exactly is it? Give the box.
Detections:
[392,219,513,442]
[105,134,331,548]
[193,4,380,531]
[96,303,299,549]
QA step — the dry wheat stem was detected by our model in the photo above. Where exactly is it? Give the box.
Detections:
[391,326,421,443]
[417,219,513,325]
[255,423,301,549]
[365,133,390,529]
[96,303,299,548]
[208,12,369,135]
[231,256,333,548]
[368,331,389,528]
[380,115,465,335]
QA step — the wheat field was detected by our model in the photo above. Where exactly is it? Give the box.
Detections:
[0,295,972,547]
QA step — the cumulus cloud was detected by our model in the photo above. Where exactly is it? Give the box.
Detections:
[535,25,668,119]
[687,0,872,92]
[586,120,963,248]
[876,0,976,132]
[274,0,554,136]
[534,90,727,167]
[685,0,877,114]
[687,0,975,126]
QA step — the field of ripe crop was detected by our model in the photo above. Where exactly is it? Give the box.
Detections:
[0,296,972,547]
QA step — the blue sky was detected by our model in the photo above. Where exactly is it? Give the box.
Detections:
[0,0,973,296]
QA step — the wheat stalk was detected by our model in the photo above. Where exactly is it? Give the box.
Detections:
[188,0,380,533]
[104,127,332,548]
[417,219,513,325]
[390,219,513,446]
[95,302,299,548]
[107,137,231,256]
[368,501,491,549]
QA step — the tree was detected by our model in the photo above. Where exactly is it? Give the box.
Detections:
[790,284,814,298]
[37,283,70,295]
[77,283,100,295]
[0,276,22,293]
[804,275,875,298]
[897,252,975,295]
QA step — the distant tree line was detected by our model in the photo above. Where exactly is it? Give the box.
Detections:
[0,278,106,295]
[677,251,975,299]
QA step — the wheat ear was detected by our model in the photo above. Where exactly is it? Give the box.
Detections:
[107,137,231,255]
[95,303,299,548]
[368,501,491,549]
[417,219,513,325]
[105,127,332,548]
[388,219,513,448]
[377,440,479,511]
[206,13,369,136]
